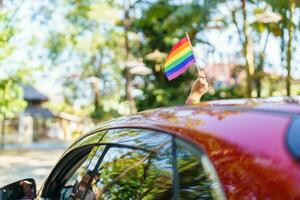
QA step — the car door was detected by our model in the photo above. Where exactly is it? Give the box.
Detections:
[40,128,225,200]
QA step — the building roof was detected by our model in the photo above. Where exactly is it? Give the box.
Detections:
[25,107,54,118]
[21,85,49,102]
[54,112,81,122]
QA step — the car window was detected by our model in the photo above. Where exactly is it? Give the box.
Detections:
[56,128,224,200]
[88,143,173,199]
[41,131,108,199]
[103,128,171,149]
[59,145,107,200]
[63,130,108,156]
[175,138,225,200]
[64,146,103,186]
[68,128,173,199]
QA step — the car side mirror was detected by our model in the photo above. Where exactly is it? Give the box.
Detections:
[0,178,36,200]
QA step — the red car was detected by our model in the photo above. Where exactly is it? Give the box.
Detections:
[1,97,300,199]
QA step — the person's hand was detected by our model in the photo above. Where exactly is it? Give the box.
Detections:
[186,71,208,104]
[191,71,208,97]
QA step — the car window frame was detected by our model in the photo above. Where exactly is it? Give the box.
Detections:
[79,127,225,200]
[40,144,95,198]
[78,143,166,199]
[174,137,226,200]
[40,127,225,200]
[40,130,108,198]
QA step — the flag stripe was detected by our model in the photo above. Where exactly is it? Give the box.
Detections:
[165,51,193,71]
[164,36,196,80]
[165,47,192,67]
[169,37,188,54]
[165,55,195,76]
[166,42,190,62]
[167,60,195,80]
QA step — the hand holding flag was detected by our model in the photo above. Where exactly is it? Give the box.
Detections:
[164,33,208,104]
[185,71,208,104]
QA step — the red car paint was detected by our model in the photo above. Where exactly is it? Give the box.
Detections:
[93,101,300,199]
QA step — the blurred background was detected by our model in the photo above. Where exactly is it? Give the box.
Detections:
[0,0,299,187]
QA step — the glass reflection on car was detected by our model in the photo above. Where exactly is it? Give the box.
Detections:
[176,138,224,200]
[89,142,173,199]
[57,128,224,200]
[103,129,171,149]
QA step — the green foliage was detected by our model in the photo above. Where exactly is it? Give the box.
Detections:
[0,9,27,120]
[251,7,282,36]
[45,33,67,61]
[93,149,172,200]
[91,106,120,120]
[44,0,124,119]
[265,0,299,96]
[136,78,193,110]
[0,77,27,119]
[37,0,300,118]
[0,11,17,61]
[133,0,224,111]
[202,86,245,101]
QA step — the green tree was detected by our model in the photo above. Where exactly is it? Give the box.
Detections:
[229,0,256,97]
[45,0,125,119]
[0,7,27,148]
[251,7,282,97]
[227,0,299,97]
[241,0,255,97]
[286,0,296,96]
[266,0,300,96]
[0,74,27,149]
[132,0,224,111]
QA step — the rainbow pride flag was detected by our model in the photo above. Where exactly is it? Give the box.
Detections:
[164,36,196,80]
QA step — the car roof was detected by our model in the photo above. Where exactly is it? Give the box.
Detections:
[92,96,300,133]
[70,97,300,197]
[209,96,300,114]
[86,96,300,168]
[89,96,300,148]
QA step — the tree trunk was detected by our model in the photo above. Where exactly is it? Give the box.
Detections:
[255,32,270,97]
[286,0,295,96]
[268,77,275,97]
[241,0,255,97]
[92,81,100,111]
[124,0,136,113]
[1,115,5,150]
[255,54,263,97]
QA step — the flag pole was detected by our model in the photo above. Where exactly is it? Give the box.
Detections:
[185,32,201,75]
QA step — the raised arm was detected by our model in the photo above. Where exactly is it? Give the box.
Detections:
[185,71,208,104]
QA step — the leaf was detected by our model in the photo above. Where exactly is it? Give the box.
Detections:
[251,21,266,33]
[253,7,265,15]
[268,23,283,36]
